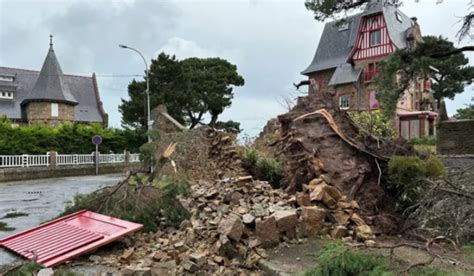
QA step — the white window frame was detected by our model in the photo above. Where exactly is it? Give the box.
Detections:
[0,91,13,99]
[0,75,14,82]
[337,22,349,31]
[370,30,381,46]
[339,95,350,110]
[395,12,403,23]
[51,103,59,117]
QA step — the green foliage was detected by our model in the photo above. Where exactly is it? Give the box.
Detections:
[454,97,474,119]
[61,177,190,232]
[305,0,400,21]
[305,240,392,276]
[139,143,157,167]
[120,53,244,129]
[410,267,466,276]
[411,136,437,146]
[6,261,43,276]
[349,110,396,137]
[0,120,146,155]
[424,155,446,178]
[242,149,283,188]
[387,155,446,211]
[414,145,437,156]
[0,221,15,231]
[376,36,474,118]
[214,120,241,134]
[2,212,29,219]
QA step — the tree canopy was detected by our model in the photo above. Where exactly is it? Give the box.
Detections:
[454,97,474,119]
[375,36,474,117]
[119,53,244,130]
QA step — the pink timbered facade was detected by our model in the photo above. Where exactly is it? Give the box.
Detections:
[301,1,437,139]
[349,13,395,61]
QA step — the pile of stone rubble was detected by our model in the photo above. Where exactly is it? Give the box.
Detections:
[95,173,376,275]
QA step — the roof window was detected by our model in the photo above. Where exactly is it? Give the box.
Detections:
[395,11,403,23]
[337,22,350,31]
[0,75,15,82]
[0,91,13,100]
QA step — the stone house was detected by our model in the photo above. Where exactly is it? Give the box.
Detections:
[0,36,108,126]
[301,1,437,139]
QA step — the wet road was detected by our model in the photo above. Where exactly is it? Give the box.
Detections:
[0,174,124,266]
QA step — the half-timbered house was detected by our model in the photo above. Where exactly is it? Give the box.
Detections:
[302,1,437,139]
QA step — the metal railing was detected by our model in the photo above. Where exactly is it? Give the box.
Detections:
[56,154,95,166]
[129,153,141,163]
[0,152,140,169]
[0,154,49,168]
[98,153,125,164]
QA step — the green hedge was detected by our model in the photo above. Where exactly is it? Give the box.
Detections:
[411,136,437,145]
[0,119,146,154]
[387,155,446,211]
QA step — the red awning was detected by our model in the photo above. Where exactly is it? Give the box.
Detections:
[0,210,142,267]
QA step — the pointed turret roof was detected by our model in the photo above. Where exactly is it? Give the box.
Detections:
[22,35,78,105]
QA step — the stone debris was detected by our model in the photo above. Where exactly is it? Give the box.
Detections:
[37,268,54,276]
[89,174,376,274]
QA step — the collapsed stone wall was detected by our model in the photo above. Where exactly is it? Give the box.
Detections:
[437,119,474,155]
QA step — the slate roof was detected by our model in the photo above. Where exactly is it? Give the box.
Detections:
[0,66,104,123]
[302,2,414,76]
[328,64,362,86]
[22,45,78,105]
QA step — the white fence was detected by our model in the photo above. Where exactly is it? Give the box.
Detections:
[0,152,140,169]
[129,153,141,163]
[0,154,49,168]
[56,154,95,166]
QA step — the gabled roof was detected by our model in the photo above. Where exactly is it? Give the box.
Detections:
[302,2,414,76]
[0,67,105,123]
[22,44,78,105]
[328,64,362,86]
[301,14,360,75]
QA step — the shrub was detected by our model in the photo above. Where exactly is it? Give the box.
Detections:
[305,240,392,276]
[5,261,43,276]
[387,155,446,211]
[349,110,396,138]
[424,155,446,178]
[241,149,283,188]
[61,177,190,232]
[411,136,437,145]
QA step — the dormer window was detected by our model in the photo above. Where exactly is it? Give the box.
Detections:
[0,75,15,82]
[337,22,349,31]
[0,91,13,99]
[395,12,403,23]
[370,30,381,46]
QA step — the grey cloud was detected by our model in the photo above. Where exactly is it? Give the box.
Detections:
[1,0,472,133]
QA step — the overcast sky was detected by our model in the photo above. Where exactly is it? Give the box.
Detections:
[1,0,472,136]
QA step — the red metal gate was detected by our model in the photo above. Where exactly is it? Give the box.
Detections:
[0,210,143,267]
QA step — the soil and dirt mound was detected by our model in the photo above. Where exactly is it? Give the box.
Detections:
[274,94,414,222]
[155,127,246,182]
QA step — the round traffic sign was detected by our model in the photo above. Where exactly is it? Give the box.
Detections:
[92,135,103,145]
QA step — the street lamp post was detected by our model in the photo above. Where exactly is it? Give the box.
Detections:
[119,44,152,143]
